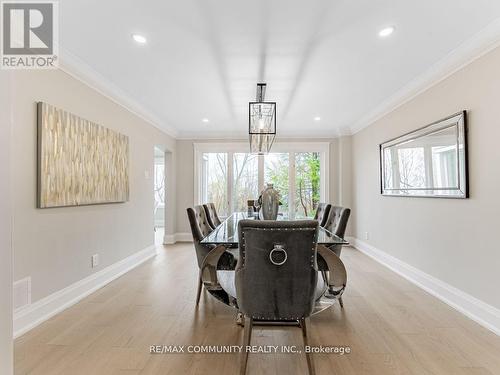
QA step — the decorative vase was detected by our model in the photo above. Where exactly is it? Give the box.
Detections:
[258,184,280,220]
[247,200,255,217]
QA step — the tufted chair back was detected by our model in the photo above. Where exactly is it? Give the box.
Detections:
[324,206,350,238]
[187,206,215,268]
[187,205,212,241]
[203,203,222,230]
[313,203,332,227]
[323,206,350,258]
[235,220,319,320]
[187,206,236,270]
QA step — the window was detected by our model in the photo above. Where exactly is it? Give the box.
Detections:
[233,153,259,213]
[264,153,289,215]
[294,152,320,218]
[200,153,228,216]
[195,143,329,219]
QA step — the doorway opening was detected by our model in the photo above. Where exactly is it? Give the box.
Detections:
[154,147,166,245]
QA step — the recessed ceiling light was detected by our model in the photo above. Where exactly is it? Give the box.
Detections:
[132,34,147,44]
[202,118,209,123]
[379,26,395,37]
[314,116,321,121]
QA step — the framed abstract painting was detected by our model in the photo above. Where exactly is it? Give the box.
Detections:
[37,102,129,208]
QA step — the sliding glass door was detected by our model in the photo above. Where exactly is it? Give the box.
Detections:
[232,153,259,212]
[294,152,321,218]
[264,153,289,215]
[200,153,228,216]
[195,143,329,219]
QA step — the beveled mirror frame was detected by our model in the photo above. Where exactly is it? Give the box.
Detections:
[379,111,468,199]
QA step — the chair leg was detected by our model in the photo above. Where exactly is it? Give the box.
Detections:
[321,271,337,310]
[240,317,253,375]
[322,270,345,309]
[196,271,203,306]
[300,318,316,375]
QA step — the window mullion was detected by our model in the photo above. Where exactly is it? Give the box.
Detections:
[258,154,264,190]
[289,152,296,219]
[321,151,327,203]
[227,152,234,214]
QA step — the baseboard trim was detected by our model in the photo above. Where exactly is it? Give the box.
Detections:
[347,237,500,336]
[174,233,192,242]
[164,233,193,244]
[13,245,158,339]
[163,234,176,244]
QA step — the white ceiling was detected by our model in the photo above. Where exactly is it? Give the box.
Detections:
[60,0,500,138]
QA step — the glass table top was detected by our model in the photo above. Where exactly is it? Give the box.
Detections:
[201,212,349,246]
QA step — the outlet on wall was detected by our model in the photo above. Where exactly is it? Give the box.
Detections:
[91,254,99,268]
[364,231,370,240]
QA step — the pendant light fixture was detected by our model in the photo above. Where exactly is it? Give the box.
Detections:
[249,83,276,154]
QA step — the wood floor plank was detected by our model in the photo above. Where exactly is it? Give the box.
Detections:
[14,244,500,375]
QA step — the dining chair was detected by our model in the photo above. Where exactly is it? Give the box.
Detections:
[321,205,351,308]
[235,219,319,375]
[323,206,351,257]
[203,203,222,230]
[313,203,332,228]
[186,206,236,305]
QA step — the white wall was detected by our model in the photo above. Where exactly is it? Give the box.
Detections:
[175,137,352,234]
[351,45,500,310]
[175,139,195,234]
[0,71,13,374]
[11,69,176,304]
[330,136,352,210]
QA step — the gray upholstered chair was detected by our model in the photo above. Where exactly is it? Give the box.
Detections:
[186,206,236,305]
[313,203,331,228]
[323,206,351,257]
[235,220,319,375]
[321,205,350,308]
[203,203,222,230]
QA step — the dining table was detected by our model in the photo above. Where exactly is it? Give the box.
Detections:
[199,212,349,322]
[201,212,349,247]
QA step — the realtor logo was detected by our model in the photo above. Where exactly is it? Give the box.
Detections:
[1,1,58,69]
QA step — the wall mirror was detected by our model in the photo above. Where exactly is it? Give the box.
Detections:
[380,111,468,198]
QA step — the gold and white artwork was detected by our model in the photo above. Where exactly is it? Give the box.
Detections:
[37,102,129,208]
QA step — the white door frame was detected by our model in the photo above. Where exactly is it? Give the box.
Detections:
[153,146,175,244]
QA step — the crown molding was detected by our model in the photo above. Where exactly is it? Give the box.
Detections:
[350,17,500,135]
[58,16,500,140]
[58,48,179,138]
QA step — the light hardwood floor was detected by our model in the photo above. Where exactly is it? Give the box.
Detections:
[15,244,500,375]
